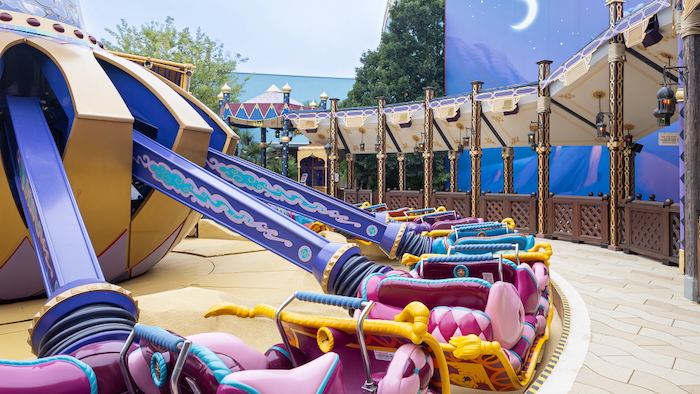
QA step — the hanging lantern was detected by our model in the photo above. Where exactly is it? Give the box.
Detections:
[595,112,608,138]
[655,86,676,127]
[527,131,536,151]
[359,142,365,151]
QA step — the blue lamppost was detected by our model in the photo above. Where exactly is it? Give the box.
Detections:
[281,83,292,177]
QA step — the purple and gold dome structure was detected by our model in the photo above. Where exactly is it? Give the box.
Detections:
[0,4,239,302]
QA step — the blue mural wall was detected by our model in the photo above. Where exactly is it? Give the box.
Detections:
[446,0,680,202]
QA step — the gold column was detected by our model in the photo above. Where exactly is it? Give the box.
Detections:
[470,81,484,218]
[608,0,625,248]
[502,147,514,194]
[397,153,406,190]
[537,60,553,235]
[346,153,355,189]
[423,87,435,208]
[448,150,459,192]
[623,143,635,199]
[377,97,388,203]
[329,98,340,197]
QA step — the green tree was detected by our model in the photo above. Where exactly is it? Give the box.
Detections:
[266,150,298,181]
[235,129,261,164]
[342,0,444,107]
[342,0,447,191]
[103,17,247,111]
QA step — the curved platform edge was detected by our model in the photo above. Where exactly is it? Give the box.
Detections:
[528,269,590,394]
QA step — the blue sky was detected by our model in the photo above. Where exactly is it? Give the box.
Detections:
[81,0,387,78]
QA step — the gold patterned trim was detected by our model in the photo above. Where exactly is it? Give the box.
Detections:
[27,283,137,351]
[321,243,357,294]
[388,223,408,260]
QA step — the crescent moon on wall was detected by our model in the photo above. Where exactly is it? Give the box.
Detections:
[511,0,538,30]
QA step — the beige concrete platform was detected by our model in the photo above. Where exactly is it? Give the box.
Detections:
[1,235,699,393]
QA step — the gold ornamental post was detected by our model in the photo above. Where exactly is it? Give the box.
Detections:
[470,81,484,218]
[423,87,435,208]
[502,147,515,194]
[346,153,355,189]
[607,0,626,248]
[536,60,553,235]
[329,98,340,197]
[397,153,407,191]
[377,97,388,203]
[448,150,460,192]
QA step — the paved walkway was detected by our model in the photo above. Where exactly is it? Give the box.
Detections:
[1,236,699,393]
[550,241,700,394]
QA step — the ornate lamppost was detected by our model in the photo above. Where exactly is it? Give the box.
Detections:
[281,83,291,177]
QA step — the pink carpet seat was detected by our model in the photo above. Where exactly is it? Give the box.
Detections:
[412,211,460,225]
[216,353,345,394]
[376,343,434,394]
[360,275,525,348]
[0,356,97,394]
[428,306,493,343]
[431,217,482,231]
[415,258,541,318]
[417,259,517,283]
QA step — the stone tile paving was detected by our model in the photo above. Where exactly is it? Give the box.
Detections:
[550,240,700,394]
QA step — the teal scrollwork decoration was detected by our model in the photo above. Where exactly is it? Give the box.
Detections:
[207,158,361,228]
[135,155,293,247]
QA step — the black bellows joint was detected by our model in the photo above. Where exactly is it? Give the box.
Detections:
[37,303,137,357]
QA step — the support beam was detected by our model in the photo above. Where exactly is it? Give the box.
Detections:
[423,87,435,208]
[397,153,407,191]
[537,60,553,235]
[329,98,340,197]
[346,153,355,189]
[470,81,484,218]
[502,147,514,194]
[377,97,388,203]
[448,150,460,192]
[682,6,700,302]
[608,0,626,249]
[623,143,636,199]
[260,127,267,168]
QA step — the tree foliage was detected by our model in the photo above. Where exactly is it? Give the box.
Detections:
[342,0,445,107]
[102,17,247,111]
[342,0,447,191]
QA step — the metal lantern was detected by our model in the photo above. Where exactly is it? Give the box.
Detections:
[595,112,608,138]
[655,85,676,127]
[527,131,536,150]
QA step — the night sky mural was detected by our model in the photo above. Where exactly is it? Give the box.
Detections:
[446,0,680,202]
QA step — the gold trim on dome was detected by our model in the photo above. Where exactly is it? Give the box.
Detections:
[27,283,137,352]
[321,243,357,294]
[388,223,408,259]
